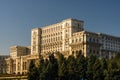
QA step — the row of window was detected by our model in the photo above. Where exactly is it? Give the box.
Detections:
[42,22,72,34]
[42,48,62,53]
[72,45,83,49]
[72,38,82,43]
[102,36,119,42]
[42,45,63,53]
[89,49,99,55]
[104,43,120,47]
[102,40,120,51]
[72,37,100,43]
[17,62,27,71]
[102,41,120,46]
[42,37,62,44]
[102,40,120,45]
[88,37,99,43]
[42,32,62,38]
[0,57,7,60]
[42,45,62,50]
[42,26,62,34]
[72,32,83,36]
[42,48,62,51]
[102,46,120,51]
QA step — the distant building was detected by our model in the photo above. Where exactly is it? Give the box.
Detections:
[0,55,9,74]
[5,46,32,74]
[6,18,120,74]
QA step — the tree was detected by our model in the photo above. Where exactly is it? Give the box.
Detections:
[93,59,103,80]
[27,52,120,80]
[28,60,39,80]
[100,58,108,79]
[113,53,120,68]
[49,53,58,79]
[76,52,86,80]
[42,54,58,80]
[38,57,45,80]
[86,55,97,80]
[66,55,77,80]
[57,53,67,80]
[40,59,49,80]
[107,60,120,80]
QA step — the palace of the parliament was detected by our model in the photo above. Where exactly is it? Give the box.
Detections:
[5,18,120,74]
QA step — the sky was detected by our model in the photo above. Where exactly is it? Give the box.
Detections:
[0,0,120,55]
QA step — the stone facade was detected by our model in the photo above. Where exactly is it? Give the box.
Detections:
[0,55,9,74]
[5,18,120,74]
[5,46,32,74]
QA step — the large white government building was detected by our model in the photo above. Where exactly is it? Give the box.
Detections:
[6,18,120,74]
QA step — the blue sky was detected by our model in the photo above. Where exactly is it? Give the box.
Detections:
[0,0,120,55]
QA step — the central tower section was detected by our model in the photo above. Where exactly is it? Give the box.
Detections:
[31,18,84,56]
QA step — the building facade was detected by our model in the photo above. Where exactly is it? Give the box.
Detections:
[31,19,84,56]
[5,46,33,74]
[0,55,9,74]
[6,18,120,74]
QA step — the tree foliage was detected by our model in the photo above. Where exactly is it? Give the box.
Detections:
[28,52,120,80]
[28,60,39,80]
